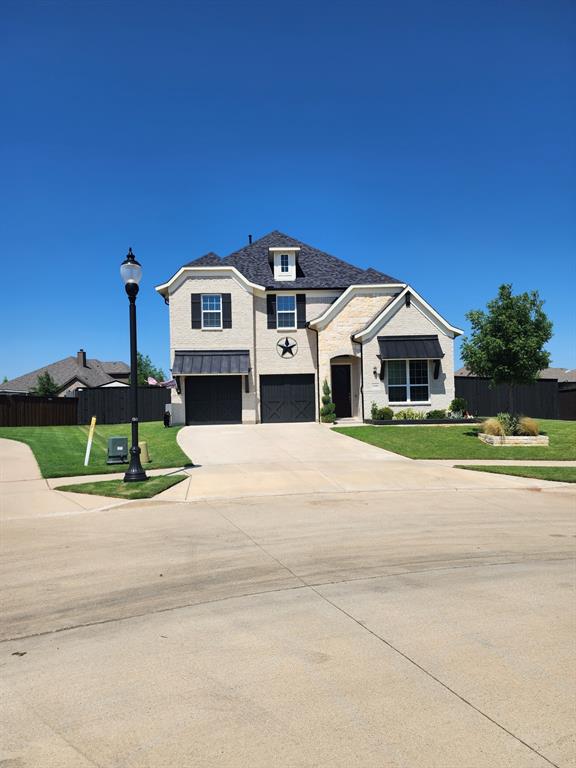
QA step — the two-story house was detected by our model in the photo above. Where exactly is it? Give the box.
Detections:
[155,231,463,425]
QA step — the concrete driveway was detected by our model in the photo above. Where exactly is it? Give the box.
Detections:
[167,423,566,501]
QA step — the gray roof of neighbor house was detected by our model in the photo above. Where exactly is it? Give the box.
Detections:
[455,366,576,383]
[183,231,402,290]
[0,351,130,394]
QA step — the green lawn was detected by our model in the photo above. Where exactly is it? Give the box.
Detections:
[0,422,191,478]
[55,473,188,499]
[455,465,576,483]
[333,420,576,460]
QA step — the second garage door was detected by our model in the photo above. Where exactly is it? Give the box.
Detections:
[260,374,315,423]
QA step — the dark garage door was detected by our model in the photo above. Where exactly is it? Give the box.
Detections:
[260,374,315,423]
[185,376,242,424]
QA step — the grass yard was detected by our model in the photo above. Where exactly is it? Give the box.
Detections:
[455,465,576,483]
[55,473,188,499]
[0,422,191,478]
[333,419,576,460]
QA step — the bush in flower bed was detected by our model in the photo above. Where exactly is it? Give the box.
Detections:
[370,403,394,420]
[426,409,447,419]
[394,408,427,420]
[481,413,540,437]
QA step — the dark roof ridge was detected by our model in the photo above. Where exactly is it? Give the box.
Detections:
[185,251,221,267]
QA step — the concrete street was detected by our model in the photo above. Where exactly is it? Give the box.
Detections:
[0,426,575,767]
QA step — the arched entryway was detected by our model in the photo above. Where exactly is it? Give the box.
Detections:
[330,355,361,419]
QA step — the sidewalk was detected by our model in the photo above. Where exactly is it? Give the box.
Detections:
[0,438,122,519]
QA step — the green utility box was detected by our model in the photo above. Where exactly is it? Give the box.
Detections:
[107,436,129,464]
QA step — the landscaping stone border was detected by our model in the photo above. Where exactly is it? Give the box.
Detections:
[478,434,549,446]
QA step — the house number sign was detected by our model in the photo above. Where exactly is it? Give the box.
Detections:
[276,337,298,358]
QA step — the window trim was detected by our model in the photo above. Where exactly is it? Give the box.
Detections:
[276,294,297,330]
[201,293,223,330]
[387,359,430,403]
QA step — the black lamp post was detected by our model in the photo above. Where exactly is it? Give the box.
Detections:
[121,248,148,483]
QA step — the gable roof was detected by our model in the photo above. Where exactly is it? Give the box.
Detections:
[176,231,402,290]
[0,355,129,394]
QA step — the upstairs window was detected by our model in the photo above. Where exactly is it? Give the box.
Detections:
[270,247,298,280]
[388,360,429,402]
[202,294,222,329]
[277,295,296,329]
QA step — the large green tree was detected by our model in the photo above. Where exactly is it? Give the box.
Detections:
[31,371,60,396]
[461,284,553,413]
[134,353,166,386]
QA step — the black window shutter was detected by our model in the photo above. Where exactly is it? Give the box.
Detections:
[267,294,277,329]
[191,294,201,328]
[296,294,306,328]
[222,293,232,328]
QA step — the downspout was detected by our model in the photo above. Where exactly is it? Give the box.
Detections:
[309,323,321,422]
[252,291,259,422]
[352,332,365,423]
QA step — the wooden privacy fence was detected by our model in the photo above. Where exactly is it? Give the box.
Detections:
[77,387,171,425]
[454,377,559,419]
[0,388,171,427]
[0,394,78,426]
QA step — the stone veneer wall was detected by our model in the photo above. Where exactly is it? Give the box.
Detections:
[362,301,455,414]
[317,293,396,414]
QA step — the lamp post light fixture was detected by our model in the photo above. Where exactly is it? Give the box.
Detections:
[120,247,148,483]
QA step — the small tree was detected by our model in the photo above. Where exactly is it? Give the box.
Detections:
[31,371,60,396]
[461,284,552,414]
[134,353,166,386]
[320,379,337,423]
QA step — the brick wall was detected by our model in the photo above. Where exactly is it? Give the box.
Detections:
[361,301,455,413]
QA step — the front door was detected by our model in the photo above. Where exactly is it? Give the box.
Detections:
[331,365,351,418]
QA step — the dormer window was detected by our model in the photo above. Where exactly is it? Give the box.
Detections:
[269,246,299,281]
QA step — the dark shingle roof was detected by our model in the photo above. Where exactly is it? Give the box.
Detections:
[185,252,221,267]
[0,355,129,393]
[180,232,402,290]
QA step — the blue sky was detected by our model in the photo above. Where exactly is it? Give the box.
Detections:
[1,0,574,379]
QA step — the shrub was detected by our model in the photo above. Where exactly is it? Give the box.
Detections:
[426,409,447,419]
[496,412,521,436]
[481,417,505,436]
[320,379,336,423]
[370,402,379,421]
[519,416,540,436]
[394,408,426,420]
[449,397,467,415]
[376,406,394,420]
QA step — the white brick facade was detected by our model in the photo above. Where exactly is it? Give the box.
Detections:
[159,263,460,424]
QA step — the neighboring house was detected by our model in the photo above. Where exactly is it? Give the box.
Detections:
[0,350,130,397]
[156,231,463,425]
[455,366,576,384]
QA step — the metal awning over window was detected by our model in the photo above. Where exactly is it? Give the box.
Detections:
[377,335,444,359]
[172,350,250,375]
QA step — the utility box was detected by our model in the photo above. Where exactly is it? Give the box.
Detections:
[107,436,129,464]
